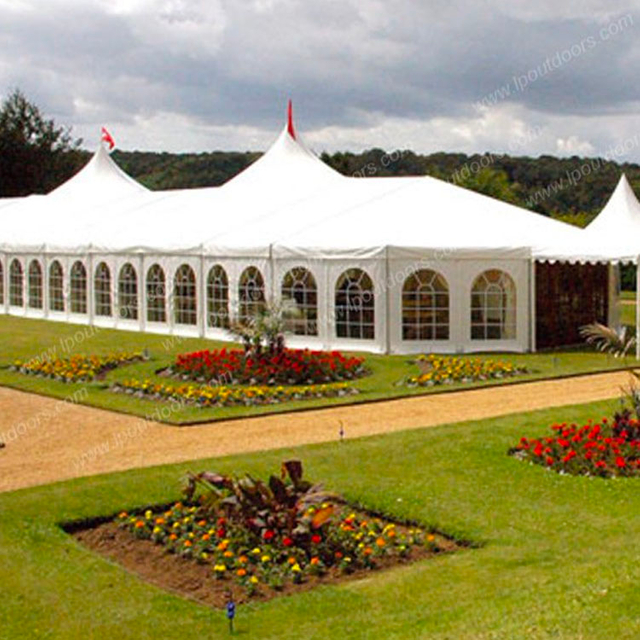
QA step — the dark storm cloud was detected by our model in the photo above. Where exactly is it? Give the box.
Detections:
[0,0,639,153]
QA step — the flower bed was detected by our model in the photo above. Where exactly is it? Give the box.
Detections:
[111,378,358,408]
[10,352,145,383]
[510,413,640,477]
[408,354,527,387]
[168,348,367,386]
[87,461,454,605]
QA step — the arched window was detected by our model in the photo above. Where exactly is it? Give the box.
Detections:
[9,259,23,307]
[281,267,318,336]
[49,261,64,312]
[471,269,516,340]
[70,261,87,314]
[174,264,197,325]
[335,268,375,340]
[118,263,138,320]
[402,269,449,340]
[94,262,112,317]
[207,265,229,329]
[28,260,43,310]
[238,267,265,323]
[146,264,166,323]
[0,261,3,304]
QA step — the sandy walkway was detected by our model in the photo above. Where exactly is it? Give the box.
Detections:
[0,371,633,493]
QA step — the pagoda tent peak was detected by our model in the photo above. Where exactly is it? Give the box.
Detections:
[48,143,148,201]
[221,103,342,195]
[584,173,640,236]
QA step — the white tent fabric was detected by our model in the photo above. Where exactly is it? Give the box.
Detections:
[0,109,632,354]
[0,124,586,258]
[0,145,150,252]
[533,175,640,264]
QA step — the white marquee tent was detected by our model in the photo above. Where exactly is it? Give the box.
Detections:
[0,106,631,354]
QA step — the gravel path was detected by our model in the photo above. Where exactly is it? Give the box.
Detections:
[0,371,632,493]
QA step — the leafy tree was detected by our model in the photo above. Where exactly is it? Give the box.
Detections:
[0,89,84,196]
[453,167,520,204]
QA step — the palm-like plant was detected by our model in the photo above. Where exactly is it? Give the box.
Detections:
[230,298,302,356]
[579,322,636,358]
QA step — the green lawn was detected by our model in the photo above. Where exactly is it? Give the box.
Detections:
[1,398,640,639]
[620,293,637,327]
[0,315,635,424]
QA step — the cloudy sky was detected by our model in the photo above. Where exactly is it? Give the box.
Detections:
[1,0,640,159]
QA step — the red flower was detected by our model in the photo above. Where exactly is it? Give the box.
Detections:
[311,534,322,544]
[615,456,626,468]
[263,530,275,541]
[282,536,293,547]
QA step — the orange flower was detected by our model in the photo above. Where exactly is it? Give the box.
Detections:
[184,540,192,547]
[223,550,234,558]
[134,521,145,529]
[169,533,178,541]
[288,556,297,565]
[236,568,247,577]
[155,517,165,525]
[238,555,248,564]
[198,520,207,527]
[387,530,396,538]
[427,534,436,543]
[310,557,320,566]
[202,533,211,541]
[363,547,373,556]
[375,537,385,547]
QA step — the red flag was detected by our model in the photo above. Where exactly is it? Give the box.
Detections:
[101,126,115,151]
[287,99,296,140]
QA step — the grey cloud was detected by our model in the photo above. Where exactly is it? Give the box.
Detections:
[1,1,640,156]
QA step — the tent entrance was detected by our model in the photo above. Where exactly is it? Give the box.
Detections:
[535,262,609,350]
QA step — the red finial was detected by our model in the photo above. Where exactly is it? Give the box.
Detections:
[287,99,296,140]
[101,126,115,151]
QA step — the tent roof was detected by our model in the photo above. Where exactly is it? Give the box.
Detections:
[48,144,148,200]
[0,107,625,263]
[585,174,640,236]
[533,174,640,264]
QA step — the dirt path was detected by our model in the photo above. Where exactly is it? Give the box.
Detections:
[0,371,633,493]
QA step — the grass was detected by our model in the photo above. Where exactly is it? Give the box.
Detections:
[0,315,635,424]
[620,292,636,327]
[2,397,640,638]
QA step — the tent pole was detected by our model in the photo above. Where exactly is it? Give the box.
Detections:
[635,257,640,359]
